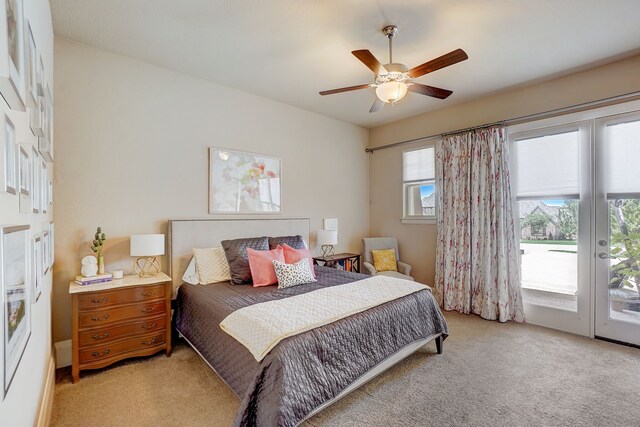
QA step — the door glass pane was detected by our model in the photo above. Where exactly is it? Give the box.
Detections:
[608,198,640,324]
[519,199,578,311]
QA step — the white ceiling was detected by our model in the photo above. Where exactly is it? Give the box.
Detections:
[51,0,640,128]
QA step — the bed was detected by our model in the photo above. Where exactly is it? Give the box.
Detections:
[168,219,448,427]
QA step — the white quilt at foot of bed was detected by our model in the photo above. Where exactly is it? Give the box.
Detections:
[219,276,430,361]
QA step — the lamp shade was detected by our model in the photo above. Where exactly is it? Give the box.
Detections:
[376,81,408,104]
[317,230,338,246]
[130,234,165,256]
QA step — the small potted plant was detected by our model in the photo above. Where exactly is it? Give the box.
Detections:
[91,227,107,274]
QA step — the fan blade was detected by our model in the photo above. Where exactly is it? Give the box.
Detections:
[319,84,370,96]
[369,98,385,113]
[352,50,386,75]
[407,48,468,78]
[408,83,453,99]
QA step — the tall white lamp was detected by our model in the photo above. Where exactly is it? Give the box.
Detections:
[317,230,338,258]
[130,234,165,277]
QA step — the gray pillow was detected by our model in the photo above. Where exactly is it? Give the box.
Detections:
[221,236,269,285]
[269,235,305,250]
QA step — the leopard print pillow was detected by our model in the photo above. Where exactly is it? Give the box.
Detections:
[273,258,317,289]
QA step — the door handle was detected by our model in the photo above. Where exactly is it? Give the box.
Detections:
[598,253,610,259]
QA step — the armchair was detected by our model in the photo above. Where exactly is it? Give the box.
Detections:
[362,237,413,281]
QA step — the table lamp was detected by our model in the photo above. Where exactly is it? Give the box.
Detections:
[130,234,165,277]
[317,230,338,258]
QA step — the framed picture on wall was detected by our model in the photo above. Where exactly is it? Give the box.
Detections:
[17,143,30,213]
[29,55,45,137]
[28,95,42,137]
[39,157,46,213]
[31,233,41,303]
[30,145,39,213]
[0,0,26,111]
[1,114,16,195]
[47,179,52,206]
[208,147,282,214]
[41,229,49,276]
[49,222,54,269]
[1,224,31,400]
[24,21,36,108]
[36,55,43,97]
[38,85,52,162]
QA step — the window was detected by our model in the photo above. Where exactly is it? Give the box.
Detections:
[402,146,436,221]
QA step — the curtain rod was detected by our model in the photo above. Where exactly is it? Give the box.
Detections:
[365,90,640,153]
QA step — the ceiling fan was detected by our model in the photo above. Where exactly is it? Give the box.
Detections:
[319,25,468,113]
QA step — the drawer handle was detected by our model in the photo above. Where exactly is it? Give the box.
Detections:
[142,322,157,330]
[92,297,109,303]
[141,291,155,297]
[141,307,156,313]
[92,349,110,357]
[92,332,110,340]
[91,314,110,321]
[142,337,158,346]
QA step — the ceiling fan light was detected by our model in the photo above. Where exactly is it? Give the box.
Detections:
[375,81,408,104]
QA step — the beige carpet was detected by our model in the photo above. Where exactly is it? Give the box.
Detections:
[51,312,640,426]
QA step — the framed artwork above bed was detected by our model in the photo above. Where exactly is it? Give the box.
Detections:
[209,147,281,214]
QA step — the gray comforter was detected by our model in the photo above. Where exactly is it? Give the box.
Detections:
[175,266,448,427]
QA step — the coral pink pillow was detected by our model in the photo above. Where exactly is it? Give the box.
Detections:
[247,247,285,287]
[280,244,316,278]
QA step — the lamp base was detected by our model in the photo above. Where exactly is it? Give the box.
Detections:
[321,245,335,259]
[134,256,161,278]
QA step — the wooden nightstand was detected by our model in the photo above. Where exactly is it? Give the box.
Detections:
[69,272,172,383]
[312,253,361,273]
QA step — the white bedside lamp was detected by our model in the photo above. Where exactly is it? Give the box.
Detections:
[130,234,165,277]
[317,230,338,258]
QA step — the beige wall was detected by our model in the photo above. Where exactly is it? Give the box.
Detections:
[53,39,370,344]
[0,1,54,425]
[369,54,640,285]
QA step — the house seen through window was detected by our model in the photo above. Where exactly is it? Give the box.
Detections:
[403,146,436,220]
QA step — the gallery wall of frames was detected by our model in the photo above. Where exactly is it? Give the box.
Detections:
[0,0,54,418]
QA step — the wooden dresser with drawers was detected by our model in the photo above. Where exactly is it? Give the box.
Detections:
[69,273,172,383]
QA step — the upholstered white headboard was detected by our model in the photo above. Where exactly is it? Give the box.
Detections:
[167,218,310,293]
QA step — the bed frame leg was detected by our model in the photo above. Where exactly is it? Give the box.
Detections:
[435,335,443,354]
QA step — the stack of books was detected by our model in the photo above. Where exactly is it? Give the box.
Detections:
[75,273,113,286]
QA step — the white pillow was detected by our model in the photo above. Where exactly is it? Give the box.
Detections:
[274,258,317,289]
[193,247,232,284]
[182,257,199,285]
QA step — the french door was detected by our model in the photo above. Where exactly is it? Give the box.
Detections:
[510,103,640,346]
[510,122,592,337]
[594,111,640,346]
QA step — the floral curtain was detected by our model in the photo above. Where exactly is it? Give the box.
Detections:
[434,127,525,322]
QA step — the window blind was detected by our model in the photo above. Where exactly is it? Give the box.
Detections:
[514,130,580,199]
[403,147,435,182]
[605,120,640,197]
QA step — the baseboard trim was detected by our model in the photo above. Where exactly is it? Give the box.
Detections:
[37,353,55,427]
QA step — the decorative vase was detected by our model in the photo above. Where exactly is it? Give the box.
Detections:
[98,255,105,275]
